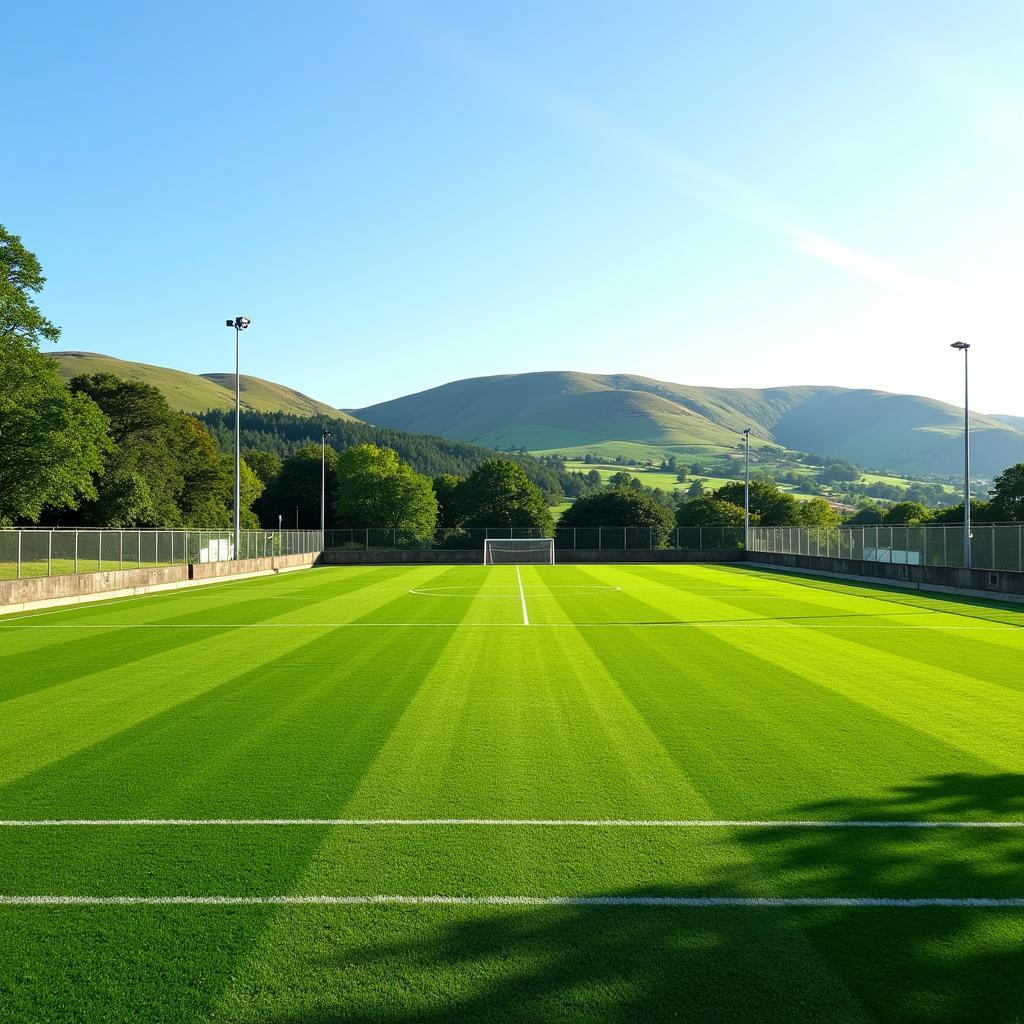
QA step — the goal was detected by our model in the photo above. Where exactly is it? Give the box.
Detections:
[483,538,555,565]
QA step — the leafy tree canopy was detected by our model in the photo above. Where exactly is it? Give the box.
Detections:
[844,505,884,525]
[243,449,283,488]
[989,463,1024,522]
[0,226,110,525]
[455,459,553,533]
[260,443,337,529]
[882,501,931,526]
[714,479,801,526]
[333,444,437,541]
[559,489,675,546]
[676,495,746,528]
[797,497,841,528]
[433,473,464,529]
[0,226,60,346]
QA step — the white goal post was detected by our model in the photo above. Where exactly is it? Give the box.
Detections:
[483,538,555,565]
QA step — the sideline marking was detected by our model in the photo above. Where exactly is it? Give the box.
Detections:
[2,622,1019,631]
[516,565,529,626]
[3,818,1022,828]
[1,894,1022,908]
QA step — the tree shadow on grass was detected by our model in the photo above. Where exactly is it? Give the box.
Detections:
[247,773,1024,1024]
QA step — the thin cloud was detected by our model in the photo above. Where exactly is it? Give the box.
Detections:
[389,6,936,296]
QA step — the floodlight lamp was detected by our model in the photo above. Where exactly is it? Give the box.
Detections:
[951,340,969,350]
[236,317,251,330]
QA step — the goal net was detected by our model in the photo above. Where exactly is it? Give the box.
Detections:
[483,538,555,565]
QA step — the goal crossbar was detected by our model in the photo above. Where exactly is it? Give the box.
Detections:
[483,538,555,565]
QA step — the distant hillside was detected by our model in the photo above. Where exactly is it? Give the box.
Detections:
[52,351,355,420]
[352,371,1024,478]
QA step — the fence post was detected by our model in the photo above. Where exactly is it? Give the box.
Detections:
[16,530,21,580]
[119,530,123,570]
[155,531,159,567]
[48,530,52,576]
[98,531,103,571]
[74,530,79,574]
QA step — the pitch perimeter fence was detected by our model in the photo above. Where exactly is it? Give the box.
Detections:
[0,529,323,581]
[324,527,745,552]
[748,523,1024,573]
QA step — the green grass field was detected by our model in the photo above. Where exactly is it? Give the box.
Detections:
[2,563,1023,1022]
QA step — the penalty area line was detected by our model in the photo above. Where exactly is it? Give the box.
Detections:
[2,818,1023,828]
[1,894,1023,908]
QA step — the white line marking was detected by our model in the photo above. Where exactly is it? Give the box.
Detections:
[1,894,1022,908]
[516,565,529,626]
[2,818,1021,828]
[1,622,1018,630]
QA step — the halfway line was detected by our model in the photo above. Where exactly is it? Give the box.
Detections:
[2,818,1022,828]
[516,565,529,626]
[2,894,1023,908]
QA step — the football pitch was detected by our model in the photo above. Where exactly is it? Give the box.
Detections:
[1,563,1023,1023]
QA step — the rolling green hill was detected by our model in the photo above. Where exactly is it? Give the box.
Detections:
[352,371,1024,478]
[52,352,355,420]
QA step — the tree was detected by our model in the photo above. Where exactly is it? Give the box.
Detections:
[845,505,884,525]
[714,480,801,526]
[244,449,282,488]
[797,497,840,528]
[333,444,438,542]
[176,416,233,527]
[0,226,60,347]
[0,226,110,524]
[432,473,464,529]
[607,471,634,489]
[989,463,1024,521]
[676,495,746,528]
[882,501,931,526]
[70,373,186,526]
[456,459,553,533]
[262,443,337,528]
[559,489,676,547]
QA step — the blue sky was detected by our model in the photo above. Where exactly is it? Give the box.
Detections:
[6,1,1023,413]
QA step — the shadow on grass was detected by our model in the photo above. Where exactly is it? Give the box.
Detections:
[244,774,1024,1024]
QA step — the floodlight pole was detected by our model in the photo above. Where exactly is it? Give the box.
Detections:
[320,429,332,534]
[951,341,971,569]
[742,428,752,549]
[225,316,250,559]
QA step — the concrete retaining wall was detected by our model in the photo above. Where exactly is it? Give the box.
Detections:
[0,551,320,615]
[744,551,1024,603]
[188,551,318,580]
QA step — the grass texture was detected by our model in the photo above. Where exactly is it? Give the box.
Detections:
[1,563,1022,1022]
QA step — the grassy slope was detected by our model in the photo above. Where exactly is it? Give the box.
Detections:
[52,351,354,419]
[352,371,1024,477]
[1,565,1022,1022]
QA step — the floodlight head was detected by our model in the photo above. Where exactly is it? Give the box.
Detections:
[226,319,234,328]
[236,316,251,330]
[951,340,970,350]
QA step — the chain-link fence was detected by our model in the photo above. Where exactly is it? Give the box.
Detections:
[324,526,745,552]
[748,523,1024,573]
[0,529,323,581]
